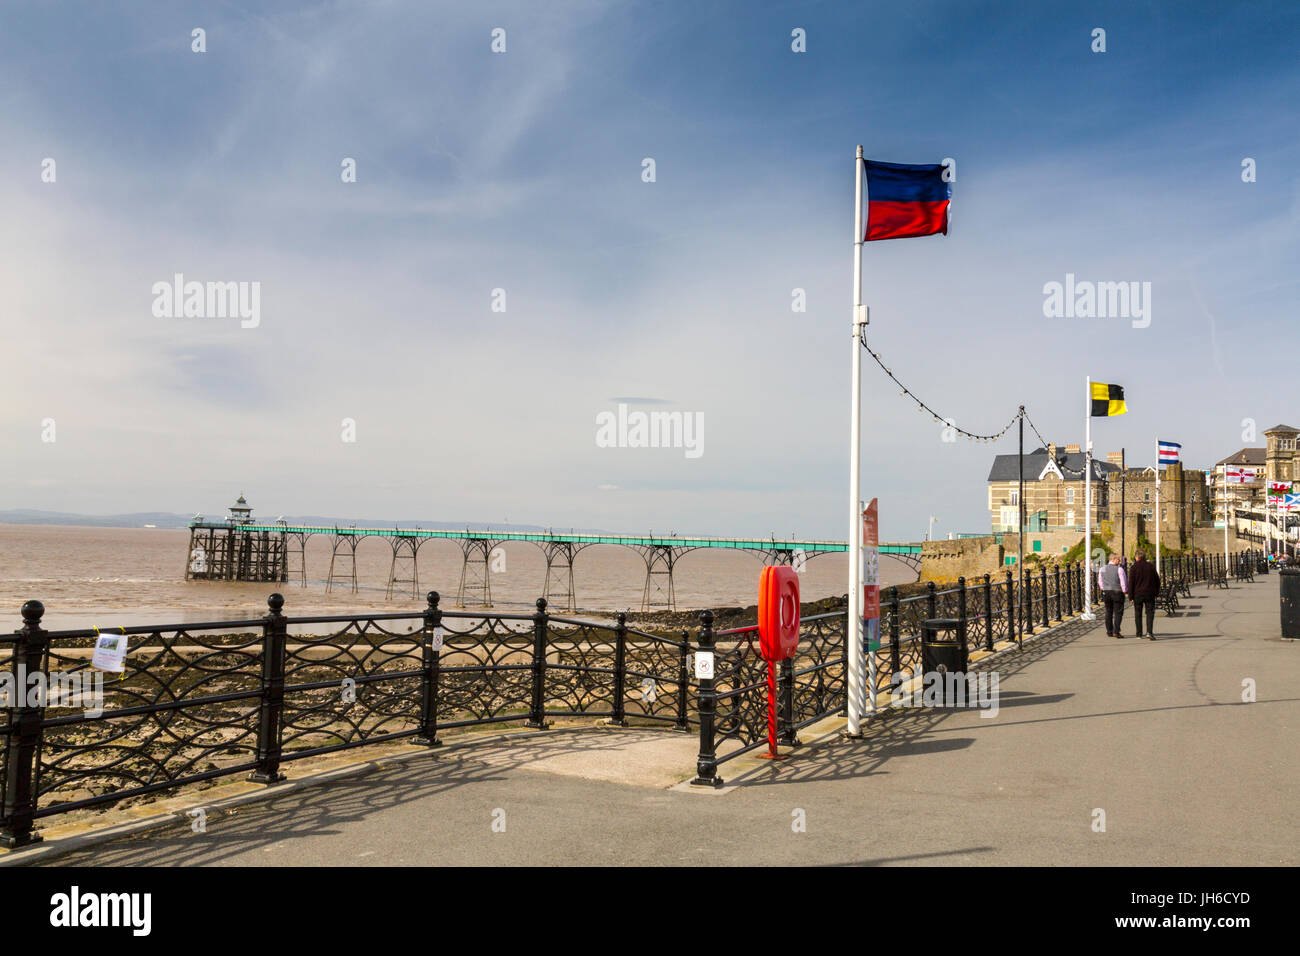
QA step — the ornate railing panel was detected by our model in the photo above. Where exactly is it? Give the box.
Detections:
[280,614,426,756]
[31,621,266,817]
[436,612,535,727]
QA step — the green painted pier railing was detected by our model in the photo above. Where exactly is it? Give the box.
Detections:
[183,520,924,611]
[186,521,921,555]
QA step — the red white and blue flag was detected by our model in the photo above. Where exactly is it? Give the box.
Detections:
[1157,440,1181,465]
[864,160,950,241]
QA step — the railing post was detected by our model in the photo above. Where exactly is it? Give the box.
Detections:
[778,656,799,746]
[888,586,901,685]
[1005,570,1015,643]
[957,576,969,670]
[691,610,722,787]
[1025,571,1035,636]
[0,601,50,848]
[675,628,690,731]
[526,598,549,729]
[609,611,628,727]
[983,573,994,652]
[926,581,937,621]
[413,590,443,746]
[1054,565,1062,621]
[1040,566,1049,629]
[248,593,288,784]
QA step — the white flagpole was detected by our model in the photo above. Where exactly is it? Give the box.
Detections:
[1223,466,1229,570]
[1159,442,1170,574]
[1265,485,1270,557]
[845,145,866,736]
[1082,377,1095,619]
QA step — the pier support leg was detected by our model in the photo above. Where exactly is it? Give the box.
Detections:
[326,534,360,594]
[456,538,500,608]
[540,541,590,612]
[637,545,692,612]
[386,537,421,599]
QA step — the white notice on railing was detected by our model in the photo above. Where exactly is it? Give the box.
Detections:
[431,626,444,651]
[91,632,128,673]
[694,651,714,680]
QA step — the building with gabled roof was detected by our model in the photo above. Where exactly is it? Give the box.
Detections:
[987,443,1119,533]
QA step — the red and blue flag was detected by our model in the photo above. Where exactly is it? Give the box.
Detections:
[864,160,950,241]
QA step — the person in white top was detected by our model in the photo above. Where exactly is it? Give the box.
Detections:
[1098,554,1129,638]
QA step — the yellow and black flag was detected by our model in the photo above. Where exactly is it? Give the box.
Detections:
[1090,381,1126,417]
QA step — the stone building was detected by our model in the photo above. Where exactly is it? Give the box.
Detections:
[1211,447,1266,522]
[1106,463,1209,551]
[1264,424,1300,485]
[987,443,1118,533]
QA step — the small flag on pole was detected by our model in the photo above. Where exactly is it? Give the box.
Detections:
[1157,440,1181,464]
[1225,467,1256,483]
[1090,382,1127,417]
[1282,493,1300,511]
[1269,481,1290,497]
[863,161,950,241]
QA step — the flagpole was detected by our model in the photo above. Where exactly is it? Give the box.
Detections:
[1223,465,1229,571]
[1159,439,1170,574]
[845,144,866,737]
[1082,376,1095,619]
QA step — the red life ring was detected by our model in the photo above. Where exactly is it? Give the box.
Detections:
[758,565,801,661]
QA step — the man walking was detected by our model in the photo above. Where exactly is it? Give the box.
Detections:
[1127,550,1161,640]
[1099,553,1128,638]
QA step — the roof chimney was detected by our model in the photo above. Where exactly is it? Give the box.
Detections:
[1107,451,1123,467]
[1065,443,1081,454]
[1048,442,1057,459]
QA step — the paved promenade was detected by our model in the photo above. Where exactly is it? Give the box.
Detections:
[19,573,1299,867]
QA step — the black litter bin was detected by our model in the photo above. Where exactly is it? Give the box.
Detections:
[921,618,967,677]
[1258,558,1269,575]
[1280,568,1300,640]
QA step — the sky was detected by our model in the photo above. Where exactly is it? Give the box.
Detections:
[1,0,1297,541]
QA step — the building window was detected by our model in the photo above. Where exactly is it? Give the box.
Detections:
[1144,489,1150,502]
[1009,490,1019,505]
[1065,488,1075,504]
[1066,509,1075,526]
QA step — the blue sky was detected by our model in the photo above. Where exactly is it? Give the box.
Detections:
[2,0,1297,541]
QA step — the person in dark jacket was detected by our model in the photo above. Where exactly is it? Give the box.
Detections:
[1127,551,1161,640]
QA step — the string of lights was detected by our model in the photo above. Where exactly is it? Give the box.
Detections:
[860,333,1098,474]
[1021,410,1090,476]
[860,330,1020,443]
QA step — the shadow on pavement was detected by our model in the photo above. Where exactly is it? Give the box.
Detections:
[25,729,673,867]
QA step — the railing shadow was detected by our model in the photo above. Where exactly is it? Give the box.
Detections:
[24,727,662,867]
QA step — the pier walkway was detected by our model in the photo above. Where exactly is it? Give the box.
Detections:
[14,570,1297,867]
[185,519,924,610]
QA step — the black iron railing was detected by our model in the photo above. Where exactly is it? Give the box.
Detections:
[0,591,692,849]
[1,550,1261,845]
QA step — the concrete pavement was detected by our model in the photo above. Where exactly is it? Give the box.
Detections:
[17,573,1299,866]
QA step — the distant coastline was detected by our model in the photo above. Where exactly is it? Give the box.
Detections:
[0,509,603,533]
